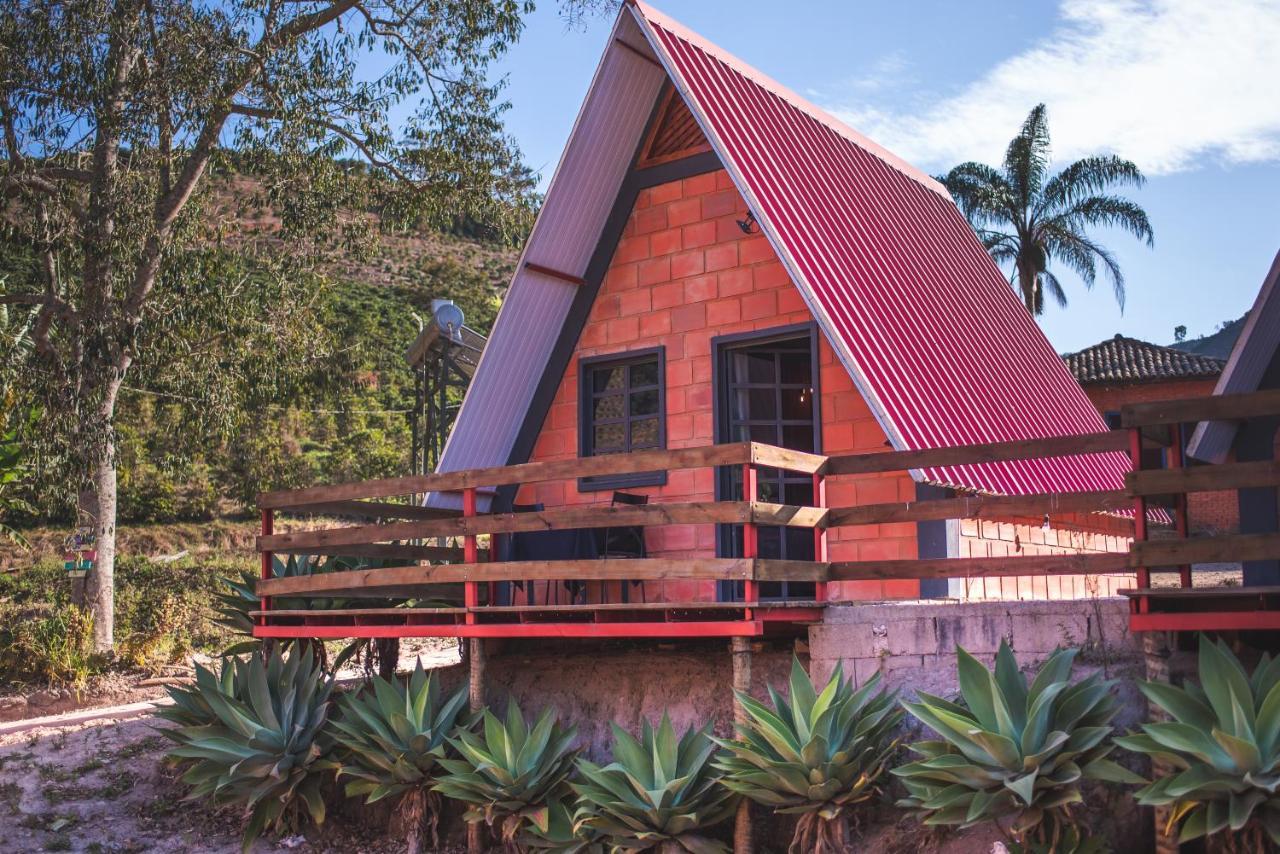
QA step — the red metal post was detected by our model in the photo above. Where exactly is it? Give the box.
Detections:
[1128,428,1149,612]
[813,471,828,602]
[259,508,273,627]
[742,463,758,617]
[1168,423,1192,588]
[463,487,478,624]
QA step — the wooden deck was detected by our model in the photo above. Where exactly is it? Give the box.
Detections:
[250,389,1280,639]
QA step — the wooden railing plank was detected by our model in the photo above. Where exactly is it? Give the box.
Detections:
[825,431,1129,477]
[272,500,460,521]
[1133,532,1280,567]
[257,558,759,597]
[259,443,757,508]
[259,500,825,551]
[271,543,467,562]
[1120,388,1280,428]
[750,443,827,474]
[1127,461,1280,496]
[829,552,1131,581]
[827,489,1129,527]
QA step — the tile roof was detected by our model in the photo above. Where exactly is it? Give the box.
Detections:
[1064,334,1225,384]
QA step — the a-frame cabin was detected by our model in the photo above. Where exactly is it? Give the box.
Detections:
[432,0,1134,606]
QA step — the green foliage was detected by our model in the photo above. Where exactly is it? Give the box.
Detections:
[518,796,605,854]
[893,642,1139,848]
[1117,635,1280,848]
[162,646,334,853]
[939,104,1153,315]
[329,661,470,852]
[435,698,580,847]
[714,658,902,853]
[0,604,97,690]
[573,715,738,853]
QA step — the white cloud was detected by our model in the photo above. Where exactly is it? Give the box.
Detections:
[824,0,1280,175]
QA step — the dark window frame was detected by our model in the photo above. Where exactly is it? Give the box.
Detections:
[577,346,668,491]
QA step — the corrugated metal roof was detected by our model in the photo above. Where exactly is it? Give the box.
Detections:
[1064,334,1224,385]
[630,1,1129,495]
[1188,249,1280,463]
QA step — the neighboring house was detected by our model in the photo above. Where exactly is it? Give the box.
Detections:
[1189,250,1280,585]
[434,0,1133,603]
[1064,334,1235,534]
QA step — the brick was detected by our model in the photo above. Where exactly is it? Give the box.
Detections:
[606,315,639,343]
[591,293,620,321]
[606,263,638,290]
[739,236,775,265]
[715,170,736,190]
[618,288,651,315]
[650,227,682,257]
[682,172,716,196]
[634,205,667,235]
[753,262,792,289]
[690,356,712,384]
[652,282,684,309]
[717,268,753,296]
[716,217,746,244]
[777,287,808,314]
[671,250,704,279]
[666,359,693,387]
[683,274,717,303]
[649,179,683,205]
[682,221,716,248]
[638,256,671,286]
[706,298,741,325]
[671,303,706,333]
[613,236,649,265]
[705,243,738,272]
[741,290,777,320]
[701,190,739,218]
[667,197,702,226]
[637,309,670,338]
[667,412,695,442]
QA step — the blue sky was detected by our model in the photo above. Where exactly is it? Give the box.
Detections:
[487,0,1280,354]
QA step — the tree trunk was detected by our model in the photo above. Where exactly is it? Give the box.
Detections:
[71,486,97,607]
[84,428,117,653]
[1017,263,1038,314]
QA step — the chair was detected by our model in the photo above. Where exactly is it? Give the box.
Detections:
[597,491,649,603]
[504,503,599,605]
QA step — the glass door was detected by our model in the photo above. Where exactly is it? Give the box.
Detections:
[715,328,819,600]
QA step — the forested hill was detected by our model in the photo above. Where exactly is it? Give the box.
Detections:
[5,167,521,529]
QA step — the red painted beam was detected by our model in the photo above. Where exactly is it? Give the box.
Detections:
[254,620,765,640]
[1130,611,1280,633]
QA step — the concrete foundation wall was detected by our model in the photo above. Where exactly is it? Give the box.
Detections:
[810,598,1137,697]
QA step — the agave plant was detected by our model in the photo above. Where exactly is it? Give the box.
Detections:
[893,642,1139,849]
[573,715,738,853]
[329,660,470,854]
[156,657,239,734]
[162,646,334,853]
[518,796,604,853]
[1117,635,1280,849]
[714,658,902,853]
[434,698,580,848]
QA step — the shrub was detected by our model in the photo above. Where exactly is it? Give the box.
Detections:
[714,658,902,853]
[573,714,738,853]
[893,642,1139,850]
[162,646,334,852]
[0,604,97,690]
[1117,635,1280,849]
[435,698,580,848]
[328,661,470,854]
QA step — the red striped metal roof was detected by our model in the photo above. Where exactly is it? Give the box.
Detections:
[631,1,1130,496]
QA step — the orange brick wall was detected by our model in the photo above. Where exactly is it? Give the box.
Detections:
[516,168,917,602]
[513,166,1131,604]
[1081,378,1239,534]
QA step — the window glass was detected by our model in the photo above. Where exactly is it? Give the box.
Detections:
[582,351,665,461]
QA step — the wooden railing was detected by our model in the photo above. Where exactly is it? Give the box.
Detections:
[252,388,1280,638]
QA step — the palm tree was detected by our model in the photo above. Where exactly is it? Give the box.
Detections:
[940,104,1153,315]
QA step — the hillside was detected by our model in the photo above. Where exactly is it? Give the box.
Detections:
[1170,315,1246,360]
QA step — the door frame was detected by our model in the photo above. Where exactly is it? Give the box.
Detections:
[711,321,823,597]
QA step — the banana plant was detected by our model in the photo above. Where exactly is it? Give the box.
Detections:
[893,642,1140,850]
[434,698,580,848]
[714,657,902,853]
[328,660,470,854]
[573,714,738,853]
[161,646,334,853]
[1117,635,1280,848]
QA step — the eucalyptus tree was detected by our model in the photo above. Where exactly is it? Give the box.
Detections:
[0,0,595,651]
[939,104,1154,316]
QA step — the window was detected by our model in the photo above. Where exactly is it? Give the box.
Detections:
[578,347,666,490]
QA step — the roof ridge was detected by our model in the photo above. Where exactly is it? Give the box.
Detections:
[627,0,950,199]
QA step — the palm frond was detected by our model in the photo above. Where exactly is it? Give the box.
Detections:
[1040,270,1068,309]
[1039,225,1126,311]
[1039,155,1146,213]
[940,162,1016,226]
[1043,194,1154,247]
[1004,104,1052,205]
